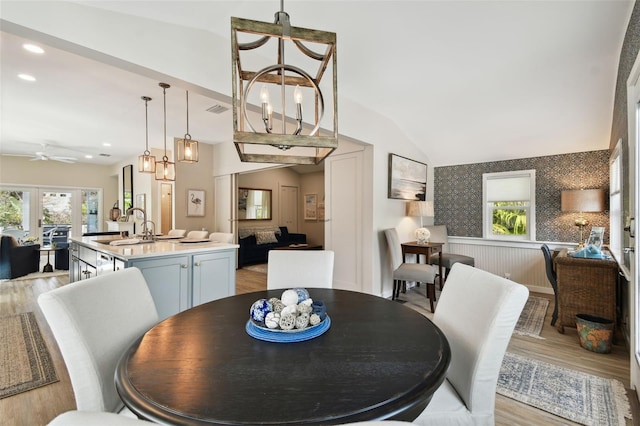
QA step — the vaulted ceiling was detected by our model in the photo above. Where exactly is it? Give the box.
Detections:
[0,1,635,167]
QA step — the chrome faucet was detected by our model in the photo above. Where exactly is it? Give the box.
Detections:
[143,220,156,241]
[126,207,153,241]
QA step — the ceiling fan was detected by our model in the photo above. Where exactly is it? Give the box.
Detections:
[29,144,77,163]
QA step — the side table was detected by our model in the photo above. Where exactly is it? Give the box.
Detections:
[554,253,619,334]
[38,246,60,273]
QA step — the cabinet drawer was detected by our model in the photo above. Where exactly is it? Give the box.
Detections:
[78,246,97,266]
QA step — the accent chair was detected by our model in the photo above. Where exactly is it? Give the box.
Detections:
[0,234,40,279]
[424,225,475,285]
[413,263,529,426]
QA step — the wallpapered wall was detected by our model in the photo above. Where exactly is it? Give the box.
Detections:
[434,150,610,243]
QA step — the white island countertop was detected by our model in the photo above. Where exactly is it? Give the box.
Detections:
[70,235,238,261]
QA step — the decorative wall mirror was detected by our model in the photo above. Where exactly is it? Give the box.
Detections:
[238,188,272,220]
[123,164,133,212]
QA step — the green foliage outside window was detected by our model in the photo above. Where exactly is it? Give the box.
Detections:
[492,201,527,235]
[0,191,24,228]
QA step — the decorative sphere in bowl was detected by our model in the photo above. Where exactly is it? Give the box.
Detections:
[250,299,273,322]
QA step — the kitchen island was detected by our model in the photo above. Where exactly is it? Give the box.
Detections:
[69,235,238,320]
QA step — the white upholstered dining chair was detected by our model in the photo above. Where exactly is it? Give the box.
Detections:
[383,228,437,311]
[167,229,186,237]
[413,263,528,426]
[38,267,159,416]
[47,411,152,425]
[267,249,334,289]
[209,232,234,243]
[186,230,209,239]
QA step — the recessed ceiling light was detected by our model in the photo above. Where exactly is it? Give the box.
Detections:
[102,143,111,147]
[85,154,93,159]
[23,43,44,54]
[18,74,36,82]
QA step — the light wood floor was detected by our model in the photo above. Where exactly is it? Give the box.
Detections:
[1,268,637,425]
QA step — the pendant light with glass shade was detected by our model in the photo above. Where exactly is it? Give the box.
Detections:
[138,96,156,173]
[155,82,176,181]
[177,90,199,163]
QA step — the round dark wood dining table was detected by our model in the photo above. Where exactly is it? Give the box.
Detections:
[115,288,451,425]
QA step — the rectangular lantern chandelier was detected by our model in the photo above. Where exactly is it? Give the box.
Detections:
[231,2,338,165]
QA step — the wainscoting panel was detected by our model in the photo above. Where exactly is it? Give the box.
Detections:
[448,242,552,294]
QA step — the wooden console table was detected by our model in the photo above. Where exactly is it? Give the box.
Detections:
[554,252,619,334]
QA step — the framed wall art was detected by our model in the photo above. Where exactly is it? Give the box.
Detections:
[187,189,205,217]
[304,193,317,220]
[388,153,427,200]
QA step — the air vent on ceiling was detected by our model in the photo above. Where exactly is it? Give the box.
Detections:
[99,153,111,157]
[206,104,229,114]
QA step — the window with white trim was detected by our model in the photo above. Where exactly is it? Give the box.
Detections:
[482,170,536,240]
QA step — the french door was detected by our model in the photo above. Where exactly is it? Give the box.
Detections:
[0,186,101,243]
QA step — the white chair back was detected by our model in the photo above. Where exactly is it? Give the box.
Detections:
[267,250,334,289]
[37,267,159,412]
[47,411,150,425]
[415,263,528,425]
[425,225,449,252]
[383,228,404,270]
[209,232,234,243]
[186,230,209,239]
[167,229,186,237]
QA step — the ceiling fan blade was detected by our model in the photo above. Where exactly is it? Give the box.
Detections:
[52,157,76,163]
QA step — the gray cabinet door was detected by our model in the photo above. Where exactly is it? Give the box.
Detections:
[130,256,190,321]
[192,251,235,307]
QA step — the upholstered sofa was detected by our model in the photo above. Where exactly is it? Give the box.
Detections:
[0,235,41,279]
[237,226,306,268]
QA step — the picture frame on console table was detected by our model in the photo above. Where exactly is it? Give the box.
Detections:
[388,153,427,200]
[187,189,205,217]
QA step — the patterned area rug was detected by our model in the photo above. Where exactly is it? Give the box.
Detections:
[498,352,631,426]
[0,312,59,399]
[513,295,549,339]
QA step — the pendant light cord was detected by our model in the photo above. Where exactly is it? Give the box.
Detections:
[144,97,150,155]
[163,84,168,162]
[185,91,191,139]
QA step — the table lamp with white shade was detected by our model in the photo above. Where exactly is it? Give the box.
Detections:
[407,200,435,245]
